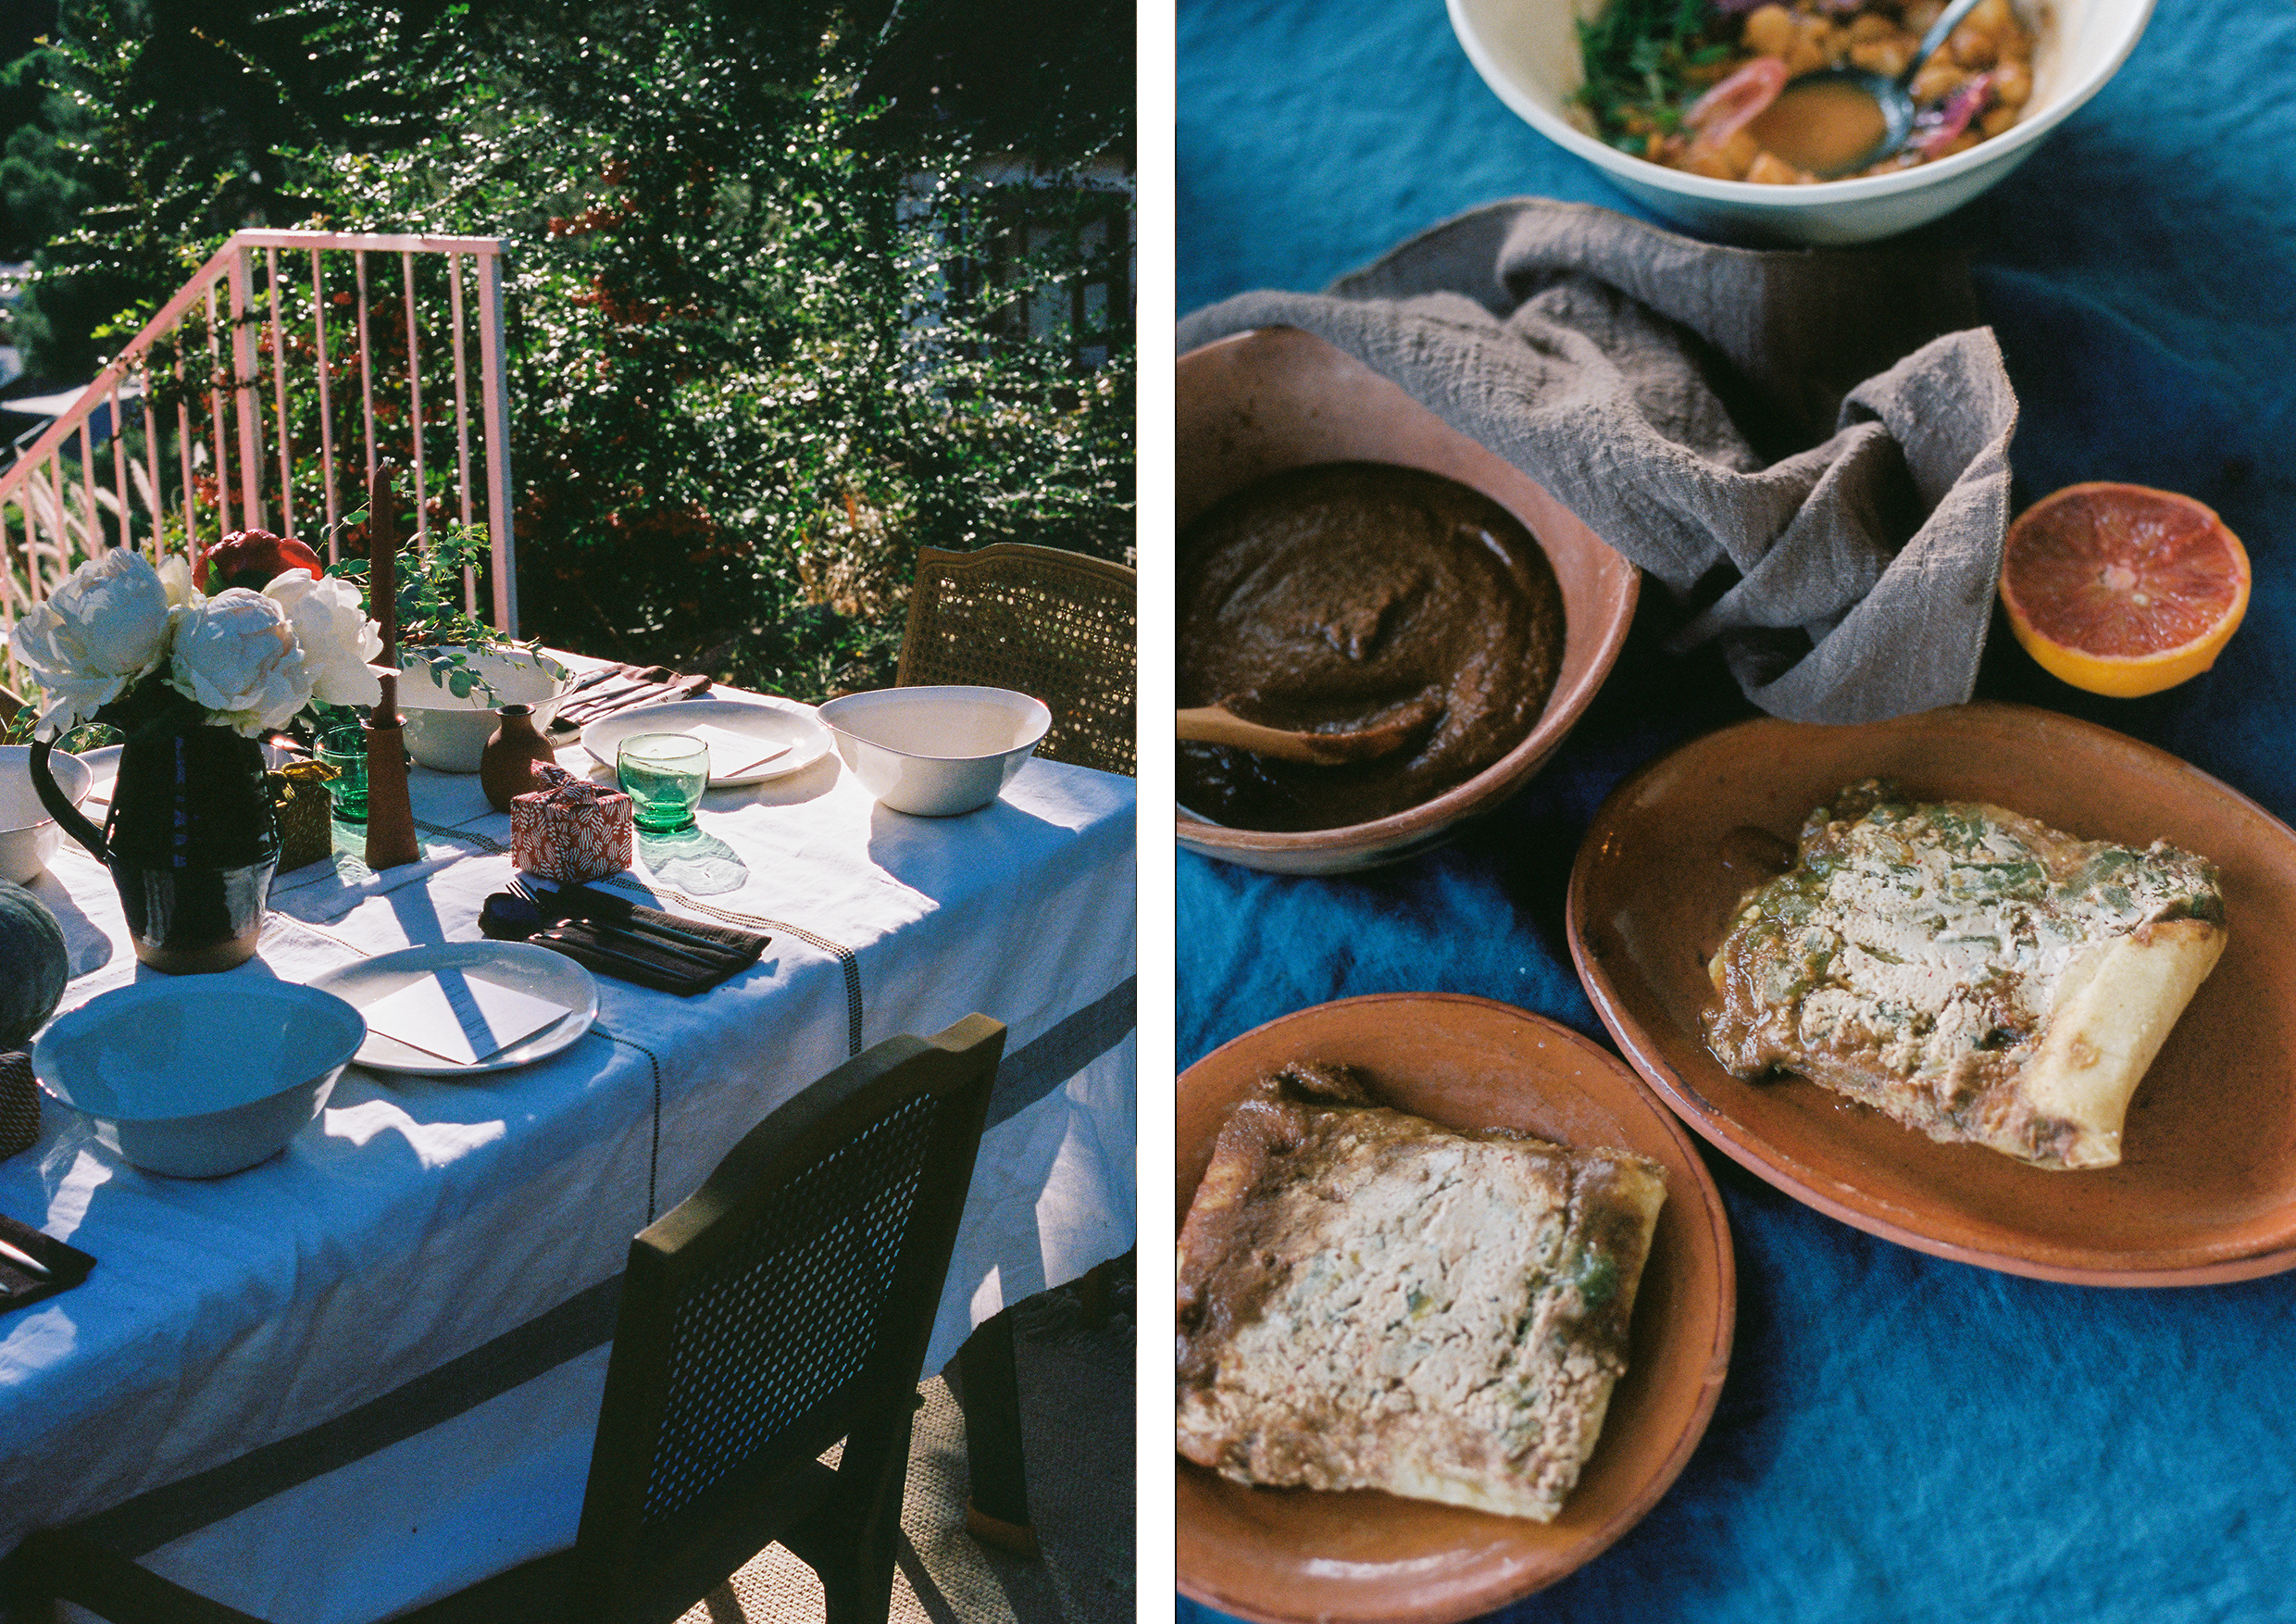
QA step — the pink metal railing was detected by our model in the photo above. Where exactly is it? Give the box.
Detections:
[0,229,518,687]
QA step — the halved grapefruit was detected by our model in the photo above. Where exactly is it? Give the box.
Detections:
[1999,482,2249,698]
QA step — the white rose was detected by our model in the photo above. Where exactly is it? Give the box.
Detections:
[263,568,382,708]
[6,548,176,736]
[166,588,315,736]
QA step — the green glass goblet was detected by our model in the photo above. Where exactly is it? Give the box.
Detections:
[316,725,369,826]
[616,733,710,833]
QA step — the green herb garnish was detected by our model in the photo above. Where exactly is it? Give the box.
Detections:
[1575,0,1723,148]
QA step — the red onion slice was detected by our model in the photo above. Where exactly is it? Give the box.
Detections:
[1684,56,1790,145]
[1915,71,1994,156]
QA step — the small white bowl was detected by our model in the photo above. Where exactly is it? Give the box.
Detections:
[0,744,92,885]
[818,686,1052,817]
[1448,0,2155,244]
[397,646,572,773]
[32,979,367,1177]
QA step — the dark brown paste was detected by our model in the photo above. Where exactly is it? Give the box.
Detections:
[1178,461,1566,831]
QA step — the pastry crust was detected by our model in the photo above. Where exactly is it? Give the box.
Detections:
[1175,1062,1666,1520]
[2016,918,2225,1165]
[1703,780,2226,1169]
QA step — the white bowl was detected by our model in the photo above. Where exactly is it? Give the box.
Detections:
[396,646,572,772]
[1448,0,2155,244]
[0,744,91,885]
[817,686,1052,817]
[32,979,367,1177]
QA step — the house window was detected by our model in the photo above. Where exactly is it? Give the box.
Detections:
[942,160,1133,374]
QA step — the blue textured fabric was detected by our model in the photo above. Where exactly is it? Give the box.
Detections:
[1178,0,2296,1619]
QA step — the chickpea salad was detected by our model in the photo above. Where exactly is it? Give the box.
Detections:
[1575,0,2037,184]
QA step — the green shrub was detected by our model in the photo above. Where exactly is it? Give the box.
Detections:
[11,0,1133,702]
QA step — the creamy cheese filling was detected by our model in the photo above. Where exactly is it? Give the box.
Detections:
[1704,781,2223,1164]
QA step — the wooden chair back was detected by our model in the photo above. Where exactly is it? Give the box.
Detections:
[569,1014,1004,1620]
[896,543,1136,777]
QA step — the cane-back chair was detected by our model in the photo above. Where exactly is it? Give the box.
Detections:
[896,543,1136,777]
[9,1015,1008,1624]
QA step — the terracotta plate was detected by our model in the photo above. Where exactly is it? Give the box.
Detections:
[1176,994,1734,1624]
[1567,701,2296,1285]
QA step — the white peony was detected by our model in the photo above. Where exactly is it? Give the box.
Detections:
[165,588,314,736]
[263,568,381,708]
[6,548,177,736]
[156,554,201,610]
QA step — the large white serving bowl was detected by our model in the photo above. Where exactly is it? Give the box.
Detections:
[1448,0,2155,245]
[817,686,1052,817]
[0,744,91,885]
[397,646,573,772]
[32,979,367,1177]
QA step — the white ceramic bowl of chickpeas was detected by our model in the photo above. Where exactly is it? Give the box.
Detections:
[1450,0,2156,244]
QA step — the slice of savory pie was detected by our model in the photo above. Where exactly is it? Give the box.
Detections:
[1703,779,2226,1170]
[1175,1061,1666,1521]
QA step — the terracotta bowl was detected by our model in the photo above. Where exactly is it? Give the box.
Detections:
[1177,327,1639,874]
[1568,702,2296,1284]
[1177,994,1734,1624]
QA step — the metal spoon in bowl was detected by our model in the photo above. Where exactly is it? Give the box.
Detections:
[1177,690,1442,767]
[1738,0,1992,179]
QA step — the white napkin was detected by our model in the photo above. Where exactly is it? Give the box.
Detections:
[358,972,572,1067]
[685,723,791,779]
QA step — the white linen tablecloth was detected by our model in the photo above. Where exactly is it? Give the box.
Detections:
[0,724,1134,1622]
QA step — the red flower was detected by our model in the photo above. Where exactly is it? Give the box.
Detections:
[196,529,326,593]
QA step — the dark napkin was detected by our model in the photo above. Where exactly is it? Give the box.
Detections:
[486,881,769,996]
[1,1209,95,1314]
[546,664,714,737]
[3,1049,38,1157]
[1176,198,2019,724]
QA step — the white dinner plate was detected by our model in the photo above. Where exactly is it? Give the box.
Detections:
[580,696,834,786]
[304,942,599,1077]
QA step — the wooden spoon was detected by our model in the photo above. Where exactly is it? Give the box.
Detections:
[1177,691,1441,767]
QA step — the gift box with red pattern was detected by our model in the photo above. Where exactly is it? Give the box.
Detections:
[510,765,632,882]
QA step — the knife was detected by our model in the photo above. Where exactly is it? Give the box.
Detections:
[589,911,745,965]
[0,1234,53,1279]
[557,918,730,972]
[524,879,751,960]
[534,925,715,982]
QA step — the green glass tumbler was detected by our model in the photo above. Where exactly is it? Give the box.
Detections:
[617,732,710,833]
[316,726,368,826]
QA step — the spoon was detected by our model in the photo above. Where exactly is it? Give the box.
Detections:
[1177,691,1442,767]
[1748,0,1991,179]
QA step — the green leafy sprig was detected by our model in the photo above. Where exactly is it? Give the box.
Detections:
[320,514,555,706]
[1575,0,1734,150]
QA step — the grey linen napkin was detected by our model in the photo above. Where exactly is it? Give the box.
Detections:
[1176,199,2019,724]
[546,664,714,738]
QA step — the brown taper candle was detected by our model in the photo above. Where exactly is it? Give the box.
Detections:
[363,464,420,869]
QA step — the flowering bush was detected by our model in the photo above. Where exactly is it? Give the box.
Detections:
[7,547,381,740]
[13,2,1133,703]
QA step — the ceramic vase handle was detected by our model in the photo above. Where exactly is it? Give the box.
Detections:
[26,739,109,864]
